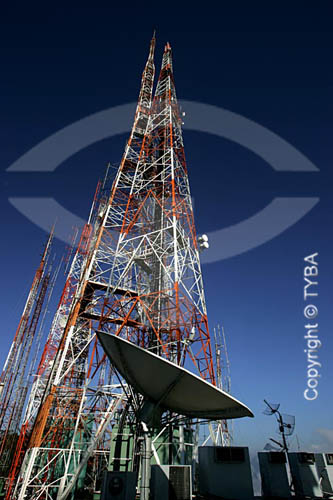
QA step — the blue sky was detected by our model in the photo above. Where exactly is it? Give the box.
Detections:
[0,4,332,458]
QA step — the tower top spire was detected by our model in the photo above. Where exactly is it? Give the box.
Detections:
[148,30,156,58]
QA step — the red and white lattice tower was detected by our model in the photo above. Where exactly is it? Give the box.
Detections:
[10,34,217,499]
[0,230,53,481]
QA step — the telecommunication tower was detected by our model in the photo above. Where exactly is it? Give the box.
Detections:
[0,230,55,492]
[6,34,233,499]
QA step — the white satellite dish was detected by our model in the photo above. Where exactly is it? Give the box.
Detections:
[97,332,253,420]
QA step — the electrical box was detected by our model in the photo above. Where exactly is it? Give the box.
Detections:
[315,453,333,496]
[101,471,137,500]
[258,452,291,498]
[198,446,254,499]
[288,452,322,498]
[150,465,192,500]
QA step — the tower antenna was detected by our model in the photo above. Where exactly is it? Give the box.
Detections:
[263,400,295,452]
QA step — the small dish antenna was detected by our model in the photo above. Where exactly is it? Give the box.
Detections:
[263,400,295,452]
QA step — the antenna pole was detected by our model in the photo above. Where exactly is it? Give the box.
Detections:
[263,400,294,453]
[277,411,288,452]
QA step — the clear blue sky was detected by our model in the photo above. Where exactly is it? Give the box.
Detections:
[0,4,332,456]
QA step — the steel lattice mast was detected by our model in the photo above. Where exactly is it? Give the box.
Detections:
[10,35,216,499]
[0,230,53,480]
[206,325,232,447]
[98,41,215,379]
[5,223,94,499]
[10,33,157,499]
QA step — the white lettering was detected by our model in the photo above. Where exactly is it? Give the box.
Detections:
[304,388,318,400]
[304,252,318,266]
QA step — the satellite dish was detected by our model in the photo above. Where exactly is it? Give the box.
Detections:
[97,332,254,420]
